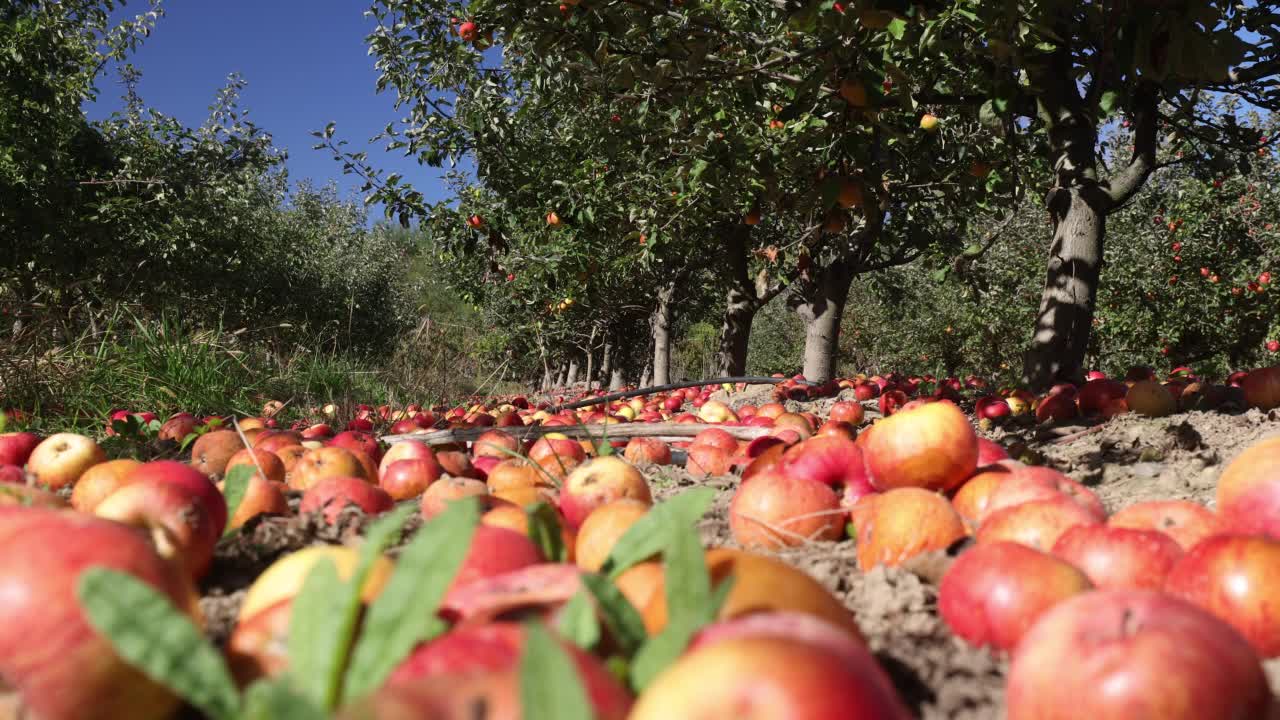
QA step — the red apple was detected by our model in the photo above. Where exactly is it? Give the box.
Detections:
[827,401,865,426]
[382,622,631,718]
[729,469,844,549]
[976,438,1009,465]
[380,458,442,501]
[1006,589,1273,720]
[0,507,199,720]
[980,465,1105,523]
[220,474,289,530]
[0,431,41,467]
[1107,499,1219,551]
[1076,378,1129,415]
[976,496,1101,551]
[559,456,652,529]
[472,429,520,460]
[328,430,382,464]
[864,401,977,492]
[628,635,911,720]
[126,460,228,537]
[939,541,1093,651]
[300,477,395,524]
[189,430,244,480]
[1165,534,1280,657]
[94,477,220,579]
[1051,524,1183,590]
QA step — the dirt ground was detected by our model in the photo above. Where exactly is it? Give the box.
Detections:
[199,393,1280,718]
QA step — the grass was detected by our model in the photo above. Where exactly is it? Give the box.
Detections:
[0,308,453,433]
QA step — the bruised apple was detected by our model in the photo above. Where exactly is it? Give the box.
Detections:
[856,488,967,571]
[189,429,244,480]
[1006,590,1273,720]
[0,508,199,720]
[1107,499,1219,551]
[26,432,107,489]
[729,470,844,550]
[939,541,1092,651]
[863,401,977,492]
[420,477,491,520]
[219,474,289,530]
[290,446,373,490]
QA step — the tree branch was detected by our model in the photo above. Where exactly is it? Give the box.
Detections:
[1104,80,1158,207]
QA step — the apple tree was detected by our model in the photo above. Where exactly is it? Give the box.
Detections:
[890,0,1280,386]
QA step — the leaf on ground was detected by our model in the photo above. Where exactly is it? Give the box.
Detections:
[600,487,714,579]
[519,622,594,720]
[77,567,241,720]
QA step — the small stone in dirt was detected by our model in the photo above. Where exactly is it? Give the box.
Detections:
[1169,421,1204,451]
[1137,447,1165,463]
[1129,462,1162,479]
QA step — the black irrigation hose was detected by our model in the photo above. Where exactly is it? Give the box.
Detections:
[547,376,822,413]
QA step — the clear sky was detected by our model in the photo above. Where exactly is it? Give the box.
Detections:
[84,0,455,215]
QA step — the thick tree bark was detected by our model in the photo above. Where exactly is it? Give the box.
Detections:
[555,363,567,388]
[565,357,580,387]
[1022,186,1108,388]
[651,282,675,386]
[640,358,653,389]
[1021,49,1159,389]
[609,367,626,391]
[714,225,781,376]
[599,337,613,389]
[792,258,856,382]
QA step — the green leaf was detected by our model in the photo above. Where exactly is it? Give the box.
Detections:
[341,497,481,701]
[931,267,950,283]
[289,503,415,708]
[887,18,907,40]
[629,524,711,690]
[241,680,326,720]
[77,568,241,720]
[601,487,715,579]
[221,464,254,537]
[526,502,568,562]
[519,622,594,720]
[962,243,983,257]
[556,588,601,650]
[690,158,709,180]
[580,573,648,655]
[286,557,345,708]
[1099,90,1120,115]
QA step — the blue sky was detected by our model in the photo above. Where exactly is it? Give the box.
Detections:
[84,0,456,214]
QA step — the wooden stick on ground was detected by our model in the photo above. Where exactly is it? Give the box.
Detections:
[381,422,774,447]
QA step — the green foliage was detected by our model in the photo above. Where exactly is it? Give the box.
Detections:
[835,112,1280,380]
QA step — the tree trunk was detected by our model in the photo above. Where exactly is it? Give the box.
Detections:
[651,282,675,386]
[555,363,567,388]
[792,258,855,382]
[600,338,613,385]
[640,356,653,389]
[609,367,626,391]
[1022,187,1108,388]
[716,298,757,376]
[565,358,580,387]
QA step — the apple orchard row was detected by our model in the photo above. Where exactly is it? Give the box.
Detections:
[5,365,1280,718]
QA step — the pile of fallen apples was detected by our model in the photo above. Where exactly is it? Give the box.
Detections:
[4,362,1280,718]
